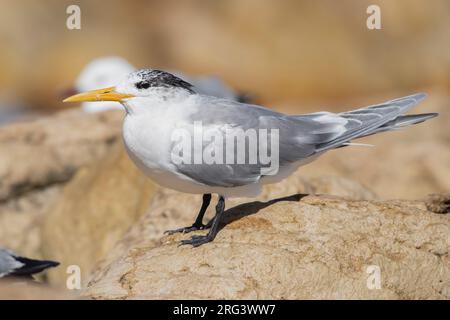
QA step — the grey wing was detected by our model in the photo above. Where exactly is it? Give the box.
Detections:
[174,93,435,188]
[173,97,347,187]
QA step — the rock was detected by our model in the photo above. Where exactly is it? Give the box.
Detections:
[84,195,449,300]
[0,280,75,300]
[300,176,376,200]
[426,193,450,214]
[40,143,157,287]
[0,108,122,264]
[0,109,122,201]
[0,186,60,259]
[83,174,376,294]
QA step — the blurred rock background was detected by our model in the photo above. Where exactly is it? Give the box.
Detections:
[0,0,448,299]
[0,0,449,113]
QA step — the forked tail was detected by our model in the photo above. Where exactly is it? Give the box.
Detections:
[314,93,438,152]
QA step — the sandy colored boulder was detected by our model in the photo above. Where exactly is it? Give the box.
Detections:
[84,194,449,300]
[0,186,60,259]
[83,174,376,292]
[0,109,122,262]
[0,280,75,300]
[41,143,157,287]
[0,109,122,201]
[425,193,450,214]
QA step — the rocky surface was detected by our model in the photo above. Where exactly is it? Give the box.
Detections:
[0,109,122,201]
[40,144,156,287]
[0,280,75,300]
[426,193,450,214]
[0,186,60,259]
[82,173,376,291]
[0,109,122,259]
[84,195,449,299]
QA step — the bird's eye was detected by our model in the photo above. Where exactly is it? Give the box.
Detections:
[136,81,150,89]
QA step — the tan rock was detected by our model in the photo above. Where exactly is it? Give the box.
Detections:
[40,144,157,287]
[0,108,122,263]
[425,193,450,214]
[0,186,60,259]
[0,109,122,201]
[0,280,75,300]
[84,195,449,300]
[83,174,375,291]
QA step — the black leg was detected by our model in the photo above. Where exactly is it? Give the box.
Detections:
[164,194,212,235]
[180,195,225,247]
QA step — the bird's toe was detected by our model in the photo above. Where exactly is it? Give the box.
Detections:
[179,235,212,247]
[164,223,206,235]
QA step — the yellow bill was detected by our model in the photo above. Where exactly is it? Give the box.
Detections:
[63,87,134,103]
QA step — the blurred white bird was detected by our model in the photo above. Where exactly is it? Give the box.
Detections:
[72,56,250,113]
[0,248,59,279]
[64,69,437,247]
[74,57,135,113]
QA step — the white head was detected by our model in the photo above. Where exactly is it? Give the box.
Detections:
[75,56,136,112]
[64,69,197,115]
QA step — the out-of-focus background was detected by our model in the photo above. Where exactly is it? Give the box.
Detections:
[0,0,449,114]
[0,0,449,299]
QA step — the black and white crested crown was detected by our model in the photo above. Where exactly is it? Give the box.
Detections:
[132,69,195,93]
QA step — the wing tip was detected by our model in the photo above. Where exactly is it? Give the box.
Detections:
[389,92,427,106]
[413,91,427,98]
[11,256,60,276]
[425,112,439,119]
[412,92,428,103]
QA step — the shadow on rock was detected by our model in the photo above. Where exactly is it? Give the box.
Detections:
[214,193,308,230]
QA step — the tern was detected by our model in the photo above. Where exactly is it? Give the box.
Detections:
[64,69,437,247]
[72,56,250,113]
[0,248,59,279]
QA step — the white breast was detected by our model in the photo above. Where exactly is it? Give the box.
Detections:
[122,97,212,194]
